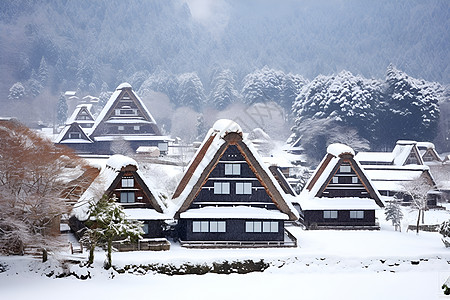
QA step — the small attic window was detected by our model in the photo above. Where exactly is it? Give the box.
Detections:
[69,132,81,139]
[340,165,351,173]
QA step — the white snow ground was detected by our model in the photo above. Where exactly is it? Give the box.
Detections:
[1,206,449,300]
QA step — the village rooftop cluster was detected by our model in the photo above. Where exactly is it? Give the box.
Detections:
[47,83,449,251]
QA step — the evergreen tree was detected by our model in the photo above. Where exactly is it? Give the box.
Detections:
[8,82,26,101]
[38,56,48,85]
[177,72,205,111]
[439,220,450,248]
[209,69,240,110]
[56,94,68,125]
[80,195,144,268]
[383,65,440,145]
[241,67,284,105]
[384,197,403,232]
[280,73,307,112]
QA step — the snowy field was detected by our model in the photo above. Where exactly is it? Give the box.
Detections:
[1,207,450,300]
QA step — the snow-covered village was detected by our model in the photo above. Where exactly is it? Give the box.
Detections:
[1,1,450,299]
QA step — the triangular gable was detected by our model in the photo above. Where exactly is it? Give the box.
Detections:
[392,140,424,166]
[55,122,93,144]
[89,83,161,138]
[301,144,383,208]
[171,119,299,221]
[72,155,166,221]
[74,105,94,122]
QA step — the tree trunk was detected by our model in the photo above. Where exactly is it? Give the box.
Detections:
[421,209,425,224]
[416,209,421,234]
[106,239,112,269]
[88,243,95,265]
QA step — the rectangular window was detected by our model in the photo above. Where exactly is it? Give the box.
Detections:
[236,182,252,194]
[209,221,226,233]
[192,221,226,233]
[350,211,364,219]
[192,221,201,232]
[200,221,209,232]
[225,163,241,175]
[121,177,134,188]
[352,177,359,184]
[69,132,81,139]
[133,126,140,131]
[118,126,124,131]
[120,192,135,203]
[214,182,230,194]
[245,221,262,232]
[323,210,338,219]
[332,177,339,184]
[340,165,351,173]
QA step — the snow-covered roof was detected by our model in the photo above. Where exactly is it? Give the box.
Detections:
[327,143,355,157]
[356,140,423,166]
[89,83,158,137]
[179,206,289,220]
[54,123,93,144]
[66,104,94,124]
[124,208,168,220]
[93,135,172,142]
[171,119,299,221]
[297,143,383,210]
[416,142,435,149]
[71,154,167,221]
[354,152,394,163]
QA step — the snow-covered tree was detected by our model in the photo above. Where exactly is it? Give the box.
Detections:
[8,82,26,101]
[439,220,450,248]
[80,195,143,268]
[383,65,440,145]
[241,67,284,105]
[139,71,179,105]
[384,197,404,232]
[280,73,307,112]
[177,72,206,111]
[56,94,68,125]
[292,70,383,145]
[209,69,240,110]
[0,120,86,255]
[402,176,432,234]
[38,56,48,85]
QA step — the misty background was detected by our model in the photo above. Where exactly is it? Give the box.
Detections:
[0,0,449,156]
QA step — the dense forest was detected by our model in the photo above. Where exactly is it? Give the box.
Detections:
[0,0,448,153]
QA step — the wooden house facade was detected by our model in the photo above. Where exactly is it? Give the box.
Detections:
[56,83,171,155]
[70,155,169,246]
[297,144,384,229]
[171,119,299,247]
[355,140,438,206]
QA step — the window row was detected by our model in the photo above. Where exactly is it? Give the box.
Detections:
[192,221,226,233]
[331,176,359,184]
[245,221,279,233]
[213,182,252,194]
[191,221,279,233]
[323,210,365,219]
[118,125,140,131]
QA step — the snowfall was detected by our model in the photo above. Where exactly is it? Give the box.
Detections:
[1,158,450,300]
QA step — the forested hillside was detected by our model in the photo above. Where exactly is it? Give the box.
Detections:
[0,0,448,152]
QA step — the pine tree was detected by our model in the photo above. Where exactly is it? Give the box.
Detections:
[8,82,26,101]
[383,65,440,145]
[177,72,206,111]
[209,69,240,110]
[80,195,144,268]
[384,197,403,232]
[56,94,68,125]
[38,56,48,85]
[439,220,450,248]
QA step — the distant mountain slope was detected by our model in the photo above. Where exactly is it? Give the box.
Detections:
[0,0,448,102]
